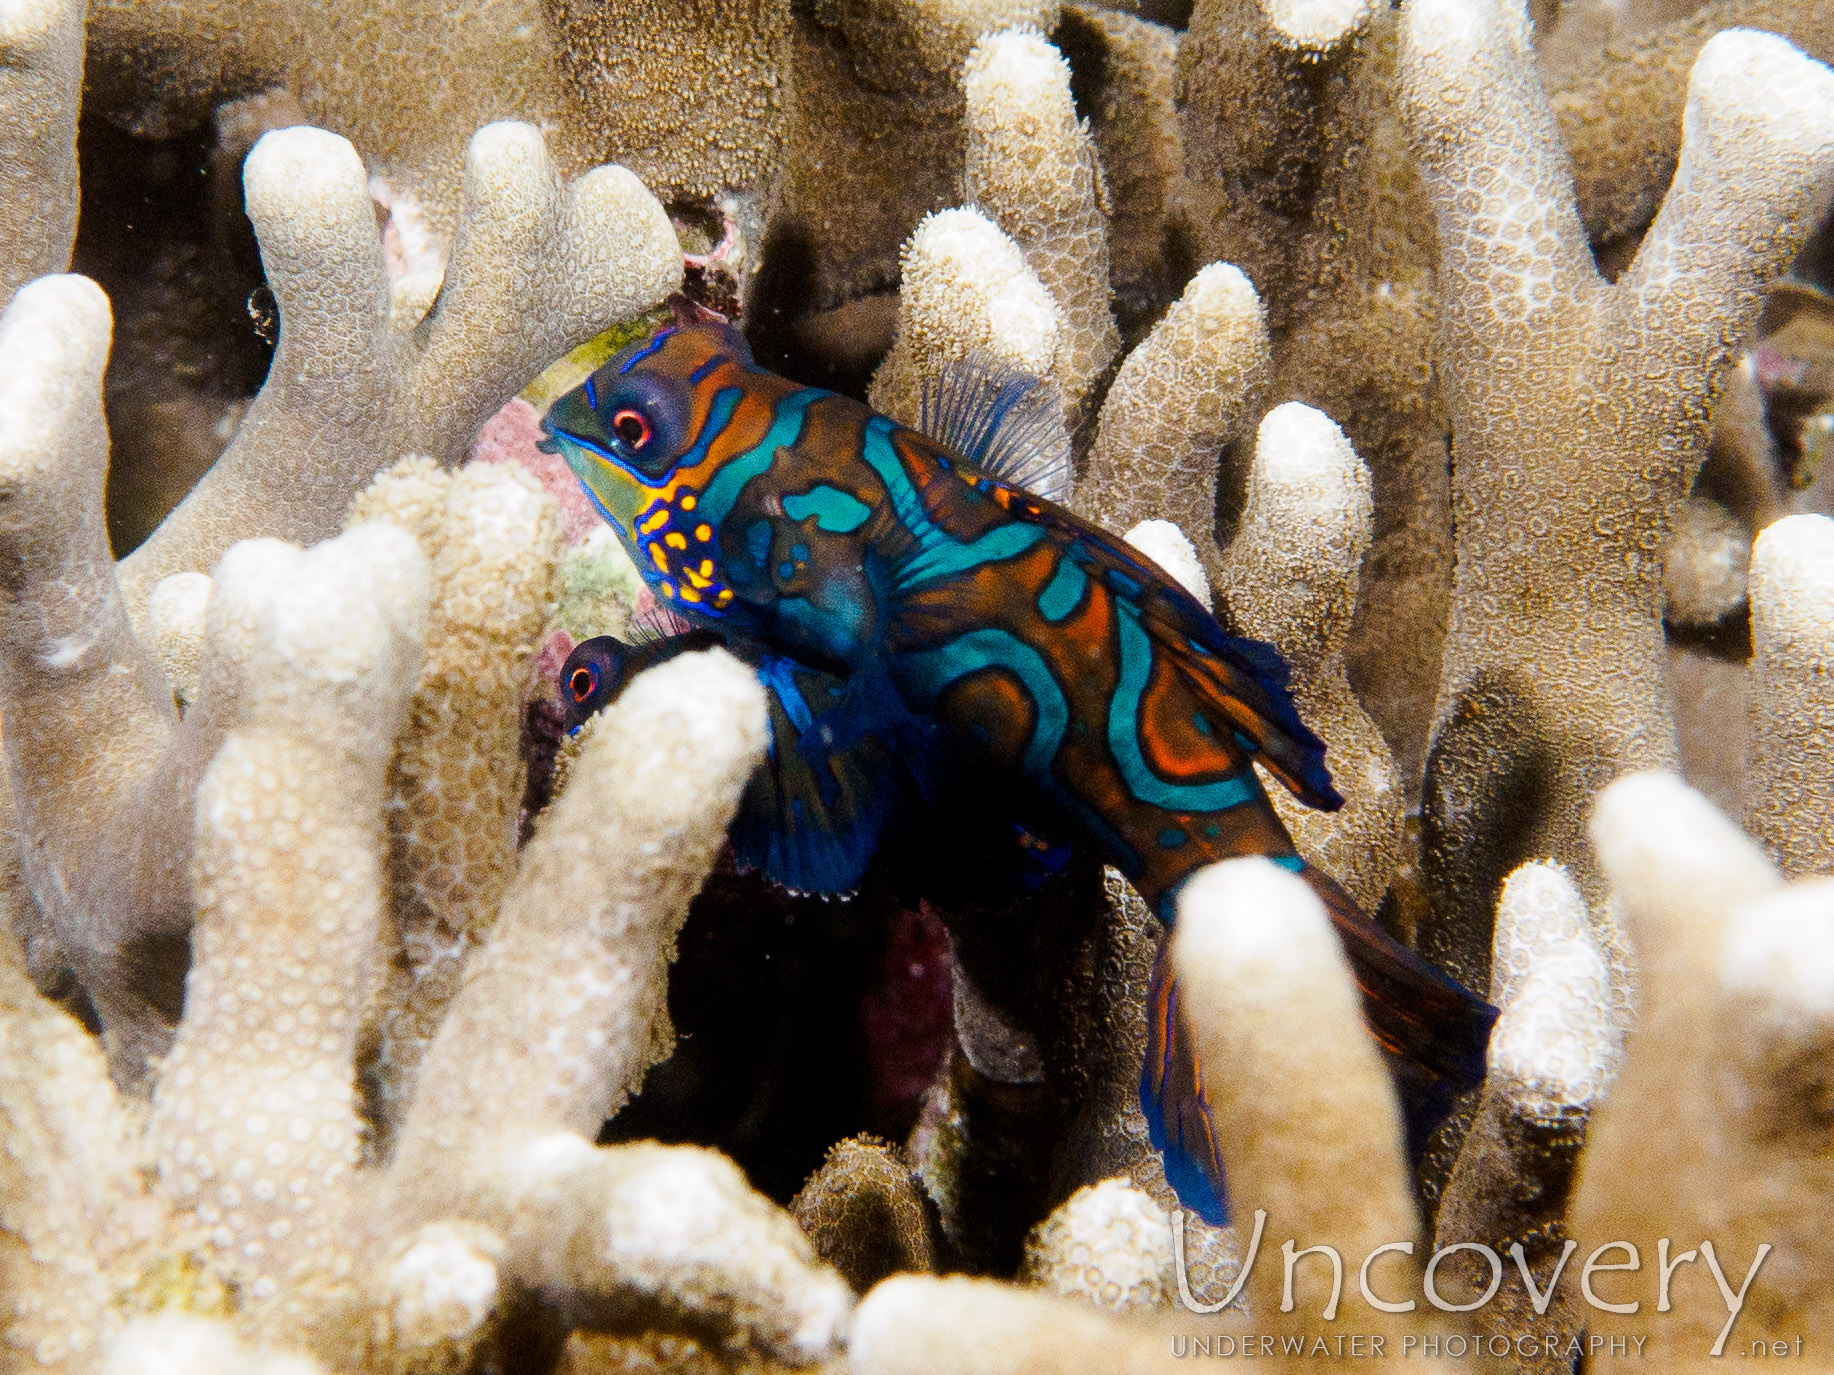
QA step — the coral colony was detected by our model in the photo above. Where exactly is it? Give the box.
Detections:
[0,0,1830,1371]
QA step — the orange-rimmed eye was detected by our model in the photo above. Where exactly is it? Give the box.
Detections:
[612,408,651,449]
[568,665,598,702]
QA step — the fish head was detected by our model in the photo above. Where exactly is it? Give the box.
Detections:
[542,314,749,532]
[558,635,637,733]
[542,308,792,614]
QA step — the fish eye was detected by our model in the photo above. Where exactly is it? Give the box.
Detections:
[612,408,651,450]
[568,664,599,702]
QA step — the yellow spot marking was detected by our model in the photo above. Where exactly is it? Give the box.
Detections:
[698,559,714,577]
[683,566,712,589]
[649,544,669,571]
[660,582,677,598]
[680,494,697,511]
[678,584,702,603]
[639,510,669,535]
[664,531,688,551]
[695,524,713,543]
[714,589,733,607]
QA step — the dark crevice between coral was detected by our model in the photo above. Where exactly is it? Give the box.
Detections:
[71,110,275,558]
[746,217,895,403]
[599,857,922,1206]
[1664,605,1753,663]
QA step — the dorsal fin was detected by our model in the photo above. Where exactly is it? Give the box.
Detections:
[920,354,1072,504]
[628,598,698,645]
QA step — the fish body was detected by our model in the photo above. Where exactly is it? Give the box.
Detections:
[543,308,1495,1223]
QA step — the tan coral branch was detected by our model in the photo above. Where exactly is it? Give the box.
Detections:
[348,460,563,1142]
[0,276,200,1085]
[1432,862,1618,1370]
[1575,773,1830,1368]
[384,650,853,1365]
[0,0,81,302]
[1171,859,1421,1336]
[1216,402,1403,911]
[962,27,1117,420]
[149,524,430,1300]
[116,121,680,623]
[1402,8,1834,993]
[869,207,1063,428]
[1550,0,1834,247]
[1075,263,1270,569]
[1746,513,1834,877]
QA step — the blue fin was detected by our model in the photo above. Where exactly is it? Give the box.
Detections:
[730,656,935,896]
[920,354,1072,504]
[1142,939,1230,1225]
[1139,865,1499,1227]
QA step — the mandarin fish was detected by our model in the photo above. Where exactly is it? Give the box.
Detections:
[540,299,1496,1225]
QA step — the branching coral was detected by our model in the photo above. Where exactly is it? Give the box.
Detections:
[961,28,1117,421]
[542,0,795,211]
[1662,493,1752,631]
[344,458,563,1139]
[0,513,845,1371]
[6,0,1834,1363]
[1548,0,1834,248]
[1575,773,1833,1367]
[868,207,1063,428]
[1176,0,1453,783]
[1746,513,1834,876]
[1051,6,1181,338]
[790,1137,937,1294]
[1216,402,1403,912]
[1173,861,1425,1339]
[771,0,1059,312]
[148,521,431,1304]
[0,0,81,303]
[1401,6,1834,994]
[86,0,794,243]
[1074,262,1269,573]
[853,777,1833,1370]
[1022,1177,1172,1315]
[0,275,216,1086]
[115,120,679,623]
[1429,862,1619,1369]
[849,859,1467,1374]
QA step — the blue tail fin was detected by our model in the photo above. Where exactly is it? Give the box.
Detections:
[1141,940,1230,1225]
[1138,863,1497,1227]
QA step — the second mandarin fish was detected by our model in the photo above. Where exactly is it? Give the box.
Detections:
[541,300,1496,1225]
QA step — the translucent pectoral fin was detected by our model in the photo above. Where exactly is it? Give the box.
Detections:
[730,656,933,897]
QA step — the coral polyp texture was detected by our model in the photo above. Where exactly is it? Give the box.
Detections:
[1,0,1834,1368]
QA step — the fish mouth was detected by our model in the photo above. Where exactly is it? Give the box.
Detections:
[535,415,567,456]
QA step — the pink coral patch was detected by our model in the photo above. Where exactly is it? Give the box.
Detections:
[533,628,577,691]
[470,397,603,545]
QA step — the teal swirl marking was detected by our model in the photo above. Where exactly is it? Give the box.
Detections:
[1110,604,1257,813]
[698,389,818,526]
[680,387,742,470]
[900,522,1044,590]
[858,416,930,537]
[1037,557,1087,623]
[783,485,873,533]
[855,416,1045,588]
[899,628,1067,778]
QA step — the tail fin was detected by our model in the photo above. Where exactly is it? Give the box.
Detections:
[1140,942,1229,1225]
[1139,866,1496,1225]
[1299,866,1497,1159]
